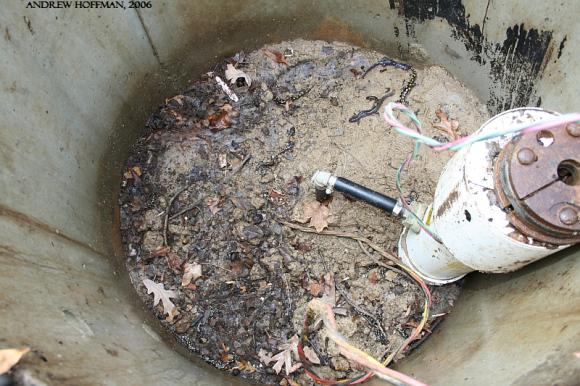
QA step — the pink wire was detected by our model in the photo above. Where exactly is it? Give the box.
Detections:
[385,105,580,152]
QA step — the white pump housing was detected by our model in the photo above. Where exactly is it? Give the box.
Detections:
[399,108,570,285]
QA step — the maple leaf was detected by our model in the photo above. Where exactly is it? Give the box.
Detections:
[0,348,30,374]
[225,63,252,87]
[260,335,302,375]
[300,201,330,233]
[262,48,289,65]
[143,279,178,317]
[432,108,461,140]
[181,262,202,286]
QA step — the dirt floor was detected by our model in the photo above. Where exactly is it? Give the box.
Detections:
[118,39,489,385]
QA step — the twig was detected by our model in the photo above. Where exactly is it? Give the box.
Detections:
[168,156,252,221]
[223,155,251,183]
[335,284,389,344]
[169,202,201,220]
[357,240,405,277]
[163,187,188,246]
[332,142,365,169]
[278,220,398,266]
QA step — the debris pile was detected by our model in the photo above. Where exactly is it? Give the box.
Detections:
[119,39,488,384]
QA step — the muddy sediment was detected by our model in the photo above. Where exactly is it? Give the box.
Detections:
[119,39,488,384]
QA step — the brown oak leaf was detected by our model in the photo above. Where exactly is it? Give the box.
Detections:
[143,279,178,317]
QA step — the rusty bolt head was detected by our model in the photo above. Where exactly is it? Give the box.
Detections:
[517,148,537,165]
[559,207,578,225]
[566,123,580,137]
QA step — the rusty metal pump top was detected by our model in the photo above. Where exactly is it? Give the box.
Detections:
[495,123,580,245]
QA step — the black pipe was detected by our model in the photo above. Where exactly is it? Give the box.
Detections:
[331,177,398,214]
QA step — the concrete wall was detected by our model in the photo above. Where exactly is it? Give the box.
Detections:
[0,1,578,385]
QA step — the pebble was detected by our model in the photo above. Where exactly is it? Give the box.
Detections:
[251,197,266,209]
[141,231,163,253]
[331,356,350,372]
[242,225,264,245]
[261,90,273,102]
[260,173,274,183]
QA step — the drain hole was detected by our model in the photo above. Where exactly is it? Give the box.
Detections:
[464,210,472,222]
[536,130,554,147]
[558,159,580,186]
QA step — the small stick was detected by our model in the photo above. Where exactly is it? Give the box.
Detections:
[223,155,251,183]
[163,187,188,246]
[336,284,389,344]
[169,202,201,220]
[278,220,399,266]
[168,156,252,221]
[357,240,405,276]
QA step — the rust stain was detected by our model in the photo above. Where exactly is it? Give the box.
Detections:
[309,17,367,48]
[435,186,460,218]
[0,204,107,258]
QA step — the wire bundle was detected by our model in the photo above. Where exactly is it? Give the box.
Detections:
[384,102,580,152]
[384,103,580,242]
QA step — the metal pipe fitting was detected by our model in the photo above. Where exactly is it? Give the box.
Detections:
[311,170,404,216]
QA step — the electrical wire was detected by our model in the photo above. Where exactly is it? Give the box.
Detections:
[384,102,580,152]
[384,102,580,243]
[282,222,432,386]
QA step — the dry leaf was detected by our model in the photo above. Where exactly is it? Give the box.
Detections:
[225,63,252,86]
[283,378,301,386]
[269,335,301,375]
[220,352,233,362]
[309,281,322,297]
[219,342,233,362]
[132,166,142,176]
[258,349,273,365]
[208,109,232,130]
[181,262,202,286]
[218,153,228,168]
[269,188,285,201]
[166,252,183,272]
[263,48,289,65]
[143,279,178,317]
[166,307,179,323]
[235,360,257,373]
[368,271,379,284]
[321,272,336,307]
[300,201,330,233]
[292,241,312,253]
[432,108,461,140]
[206,196,221,215]
[302,346,321,364]
[0,348,30,374]
[151,245,169,258]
